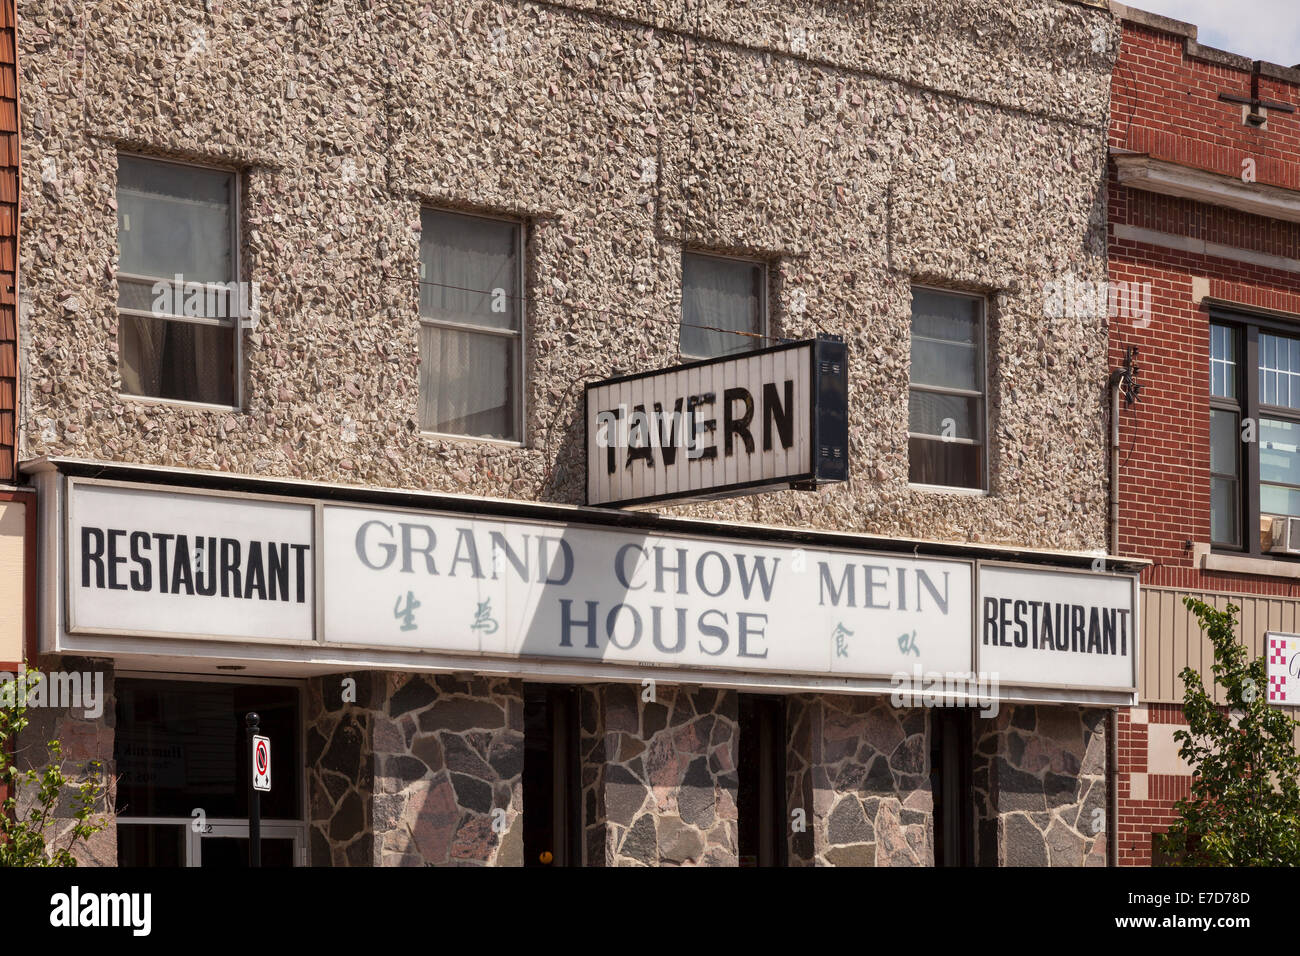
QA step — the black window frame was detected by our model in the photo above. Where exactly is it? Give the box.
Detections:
[1209,321,1243,549]
[1209,307,1300,559]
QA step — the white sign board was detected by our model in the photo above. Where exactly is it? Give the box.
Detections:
[1266,632,1300,706]
[585,339,847,507]
[52,478,1141,702]
[66,482,315,643]
[323,504,971,680]
[252,735,271,792]
[977,565,1137,691]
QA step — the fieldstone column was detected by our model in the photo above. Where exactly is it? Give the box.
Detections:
[308,672,525,866]
[374,673,524,866]
[580,683,738,866]
[786,694,932,866]
[306,672,378,866]
[971,704,1108,866]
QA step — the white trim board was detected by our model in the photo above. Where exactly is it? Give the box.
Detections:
[1111,224,1300,275]
[1113,154,1300,225]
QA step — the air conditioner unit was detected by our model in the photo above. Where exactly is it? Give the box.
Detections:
[1266,515,1300,555]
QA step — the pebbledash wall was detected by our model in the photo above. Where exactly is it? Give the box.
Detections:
[1107,5,1300,865]
[12,0,1129,866]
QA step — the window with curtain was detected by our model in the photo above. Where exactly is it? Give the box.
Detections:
[116,154,237,407]
[1212,315,1300,556]
[418,210,522,441]
[908,287,987,490]
[680,252,766,360]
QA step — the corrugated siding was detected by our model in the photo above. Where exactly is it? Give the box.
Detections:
[1142,586,1300,704]
[0,0,15,482]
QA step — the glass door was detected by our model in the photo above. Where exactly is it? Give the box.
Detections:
[114,677,306,867]
[196,823,303,867]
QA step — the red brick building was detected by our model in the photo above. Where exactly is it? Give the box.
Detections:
[1108,3,1300,865]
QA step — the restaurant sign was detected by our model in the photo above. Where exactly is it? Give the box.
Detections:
[58,479,1138,700]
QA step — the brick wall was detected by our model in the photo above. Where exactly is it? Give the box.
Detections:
[1109,11,1300,865]
[1109,17,1300,594]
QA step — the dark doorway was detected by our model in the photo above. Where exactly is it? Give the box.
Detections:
[737,694,787,867]
[113,677,304,866]
[929,708,975,866]
[522,684,581,867]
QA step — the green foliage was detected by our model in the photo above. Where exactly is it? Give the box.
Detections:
[1156,598,1300,866]
[0,668,107,866]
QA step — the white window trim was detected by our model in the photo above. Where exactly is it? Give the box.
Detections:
[114,152,243,411]
[906,284,990,494]
[417,207,527,445]
[679,249,769,362]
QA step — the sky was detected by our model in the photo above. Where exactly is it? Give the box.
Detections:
[1123,0,1300,66]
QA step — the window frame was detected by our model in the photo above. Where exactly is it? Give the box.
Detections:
[114,151,244,412]
[678,249,769,362]
[907,284,990,495]
[1209,307,1300,560]
[417,207,527,446]
[1208,322,1243,550]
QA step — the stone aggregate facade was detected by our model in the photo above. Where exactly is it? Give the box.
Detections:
[11,0,1132,868]
[18,0,1115,551]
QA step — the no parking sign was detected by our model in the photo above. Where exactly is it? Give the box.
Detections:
[252,735,271,792]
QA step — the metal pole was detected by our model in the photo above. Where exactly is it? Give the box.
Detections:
[246,712,261,868]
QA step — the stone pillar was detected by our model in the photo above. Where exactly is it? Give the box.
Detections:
[306,672,378,866]
[373,673,524,866]
[308,672,525,866]
[580,683,738,867]
[971,704,1108,867]
[13,655,116,866]
[786,694,932,867]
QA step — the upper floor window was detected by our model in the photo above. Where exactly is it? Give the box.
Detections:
[116,155,238,407]
[908,287,987,491]
[1209,323,1242,548]
[1211,316,1300,555]
[418,209,523,442]
[680,251,766,360]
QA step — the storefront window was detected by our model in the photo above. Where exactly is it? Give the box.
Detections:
[114,678,303,867]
